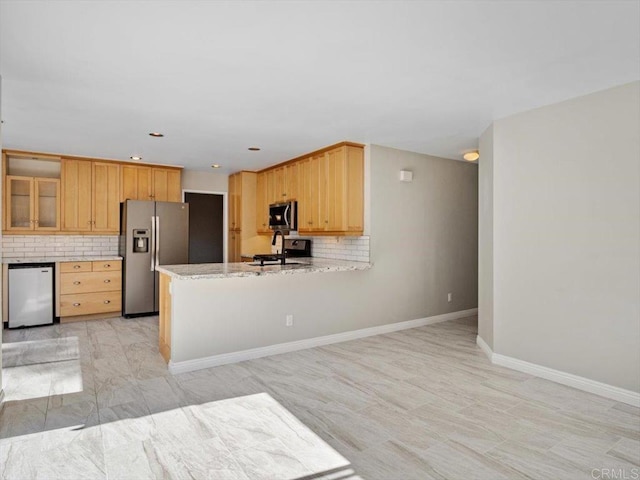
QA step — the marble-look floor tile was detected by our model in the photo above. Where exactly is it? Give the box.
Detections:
[2,313,638,480]
[44,399,99,431]
[98,400,155,451]
[0,400,47,440]
[350,440,445,480]
[34,427,106,480]
[231,437,312,480]
[421,440,528,480]
[607,437,640,465]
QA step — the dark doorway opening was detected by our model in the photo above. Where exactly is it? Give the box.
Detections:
[185,192,224,263]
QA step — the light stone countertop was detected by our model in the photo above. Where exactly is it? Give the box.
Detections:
[2,255,123,264]
[156,257,371,280]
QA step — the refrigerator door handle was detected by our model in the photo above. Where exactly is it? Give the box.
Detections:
[150,216,156,271]
[155,216,160,269]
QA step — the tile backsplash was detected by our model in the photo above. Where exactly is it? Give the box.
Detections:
[287,234,370,262]
[1,235,119,259]
[2,234,369,262]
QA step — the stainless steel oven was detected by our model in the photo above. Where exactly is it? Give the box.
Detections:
[269,201,297,232]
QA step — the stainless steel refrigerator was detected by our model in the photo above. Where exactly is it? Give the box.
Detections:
[120,200,189,317]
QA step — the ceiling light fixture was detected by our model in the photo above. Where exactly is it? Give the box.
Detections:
[463,151,480,162]
[130,156,142,161]
[149,132,164,137]
[248,147,261,151]
[211,164,221,169]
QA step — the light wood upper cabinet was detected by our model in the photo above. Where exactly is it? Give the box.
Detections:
[256,171,269,233]
[92,162,120,233]
[5,176,60,231]
[228,171,271,261]
[298,154,325,233]
[120,166,180,202]
[4,149,184,235]
[319,145,364,234]
[62,159,93,232]
[280,162,299,201]
[62,159,120,233]
[152,168,181,202]
[228,172,241,231]
[120,165,152,201]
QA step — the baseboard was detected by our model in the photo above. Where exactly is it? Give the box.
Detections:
[491,353,640,408]
[476,335,493,360]
[168,308,478,375]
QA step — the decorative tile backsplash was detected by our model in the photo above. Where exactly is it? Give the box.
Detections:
[1,235,120,259]
[285,234,370,262]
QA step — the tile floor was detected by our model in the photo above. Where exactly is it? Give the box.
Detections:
[1,316,639,479]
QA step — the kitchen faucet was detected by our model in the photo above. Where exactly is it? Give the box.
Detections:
[271,230,287,265]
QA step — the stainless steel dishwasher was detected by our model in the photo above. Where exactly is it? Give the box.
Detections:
[8,263,55,328]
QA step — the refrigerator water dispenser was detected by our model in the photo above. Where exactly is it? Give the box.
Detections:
[133,229,149,253]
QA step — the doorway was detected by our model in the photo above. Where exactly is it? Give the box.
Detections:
[184,191,225,263]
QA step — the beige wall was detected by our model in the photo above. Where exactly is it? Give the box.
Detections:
[181,169,228,194]
[478,125,494,349]
[487,81,640,392]
[171,145,479,362]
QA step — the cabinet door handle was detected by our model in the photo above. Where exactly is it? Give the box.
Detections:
[73,281,81,285]
[104,279,111,283]
[73,303,81,307]
[87,221,92,225]
[104,300,111,304]
[73,265,81,269]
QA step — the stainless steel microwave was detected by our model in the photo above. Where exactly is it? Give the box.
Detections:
[269,201,297,231]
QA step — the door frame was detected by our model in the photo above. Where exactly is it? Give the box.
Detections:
[182,189,228,263]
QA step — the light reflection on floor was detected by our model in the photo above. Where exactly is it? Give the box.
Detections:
[1,336,83,402]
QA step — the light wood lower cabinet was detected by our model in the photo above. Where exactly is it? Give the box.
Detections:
[59,260,122,319]
[159,273,171,362]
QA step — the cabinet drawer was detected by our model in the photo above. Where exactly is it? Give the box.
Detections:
[60,270,121,295]
[60,291,121,317]
[59,262,92,273]
[92,260,121,272]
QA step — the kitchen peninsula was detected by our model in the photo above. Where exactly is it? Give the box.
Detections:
[156,258,371,373]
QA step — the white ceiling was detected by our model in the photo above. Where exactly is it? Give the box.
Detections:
[1,1,638,173]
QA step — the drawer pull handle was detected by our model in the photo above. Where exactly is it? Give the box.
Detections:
[73,303,81,307]
[104,279,111,283]
[104,264,111,268]
[73,281,81,285]
[73,265,81,269]
[104,300,111,304]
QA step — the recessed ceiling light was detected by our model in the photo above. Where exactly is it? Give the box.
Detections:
[248,147,261,151]
[130,156,142,161]
[211,164,221,169]
[463,151,479,161]
[149,132,164,137]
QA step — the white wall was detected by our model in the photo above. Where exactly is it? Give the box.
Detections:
[478,125,494,349]
[170,145,479,362]
[485,81,640,392]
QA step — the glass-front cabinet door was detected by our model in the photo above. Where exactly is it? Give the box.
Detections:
[6,175,34,230]
[35,178,60,230]
[5,175,60,231]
